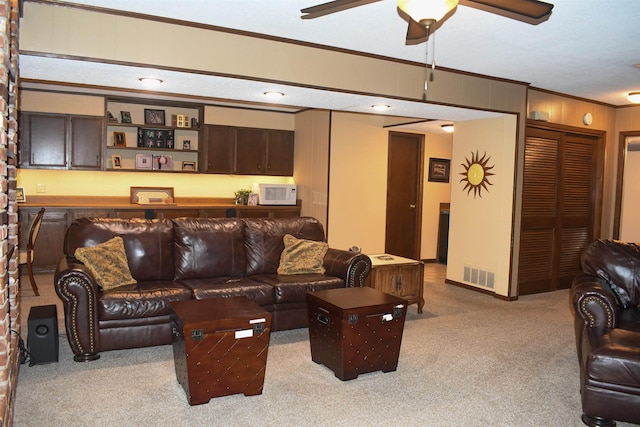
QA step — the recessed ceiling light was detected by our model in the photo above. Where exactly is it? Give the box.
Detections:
[264,91,284,100]
[371,104,390,112]
[441,124,454,133]
[139,77,163,86]
[628,92,640,104]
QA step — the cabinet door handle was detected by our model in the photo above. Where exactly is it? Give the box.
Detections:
[410,204,416,208]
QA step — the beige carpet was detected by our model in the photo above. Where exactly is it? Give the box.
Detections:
[12,266,638,427]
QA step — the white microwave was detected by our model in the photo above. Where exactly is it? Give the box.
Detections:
[253,183,297,205]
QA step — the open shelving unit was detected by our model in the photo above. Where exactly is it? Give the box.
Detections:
[105,99,203,172]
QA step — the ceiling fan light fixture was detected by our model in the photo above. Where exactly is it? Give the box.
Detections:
[441,124,454,133]
[397,0,459,26]
[264,91,285,100]
[138,77,163,86]
[628,92,640,104]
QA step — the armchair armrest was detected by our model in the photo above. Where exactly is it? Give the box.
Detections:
[54,256,102,362]
[323,249,372,287]
[571,272,619,330]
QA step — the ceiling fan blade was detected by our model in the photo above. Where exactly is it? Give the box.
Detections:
[301,0,381,19]
[405,18,428,43]
[464,0,553,20]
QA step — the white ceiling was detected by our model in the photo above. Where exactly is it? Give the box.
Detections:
[18,0,640,132]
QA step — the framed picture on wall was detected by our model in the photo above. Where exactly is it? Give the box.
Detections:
[428,158,451,183]
[112,155,122,169]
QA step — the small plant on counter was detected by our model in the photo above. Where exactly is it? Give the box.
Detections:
[234,188,252,205]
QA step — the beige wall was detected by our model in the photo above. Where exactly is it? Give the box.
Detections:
[328,112,388,251]
[620,139,640,241]
[294,110,331,229]
[20,2,424,101]
[448,116,517,297]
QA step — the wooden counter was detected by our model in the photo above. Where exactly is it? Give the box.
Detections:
[19,196,301,273]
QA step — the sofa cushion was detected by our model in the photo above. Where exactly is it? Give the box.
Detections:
[251,273,343,304]
[582,239,640,307]
[98,280,192,320]
[64,218,175,281]
[278,234,328,275]
[74,236,137,290]
[172,218,246,280]
[586,328,640,388]
[244,217,326,276]
[179,277,276,305]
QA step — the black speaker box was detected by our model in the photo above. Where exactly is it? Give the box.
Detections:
[27,305,59,365]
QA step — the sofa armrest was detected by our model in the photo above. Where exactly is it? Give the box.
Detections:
[54,256,102,361]
[571,272,619,330]
[323,249,372,287]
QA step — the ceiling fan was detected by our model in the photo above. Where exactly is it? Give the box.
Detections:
[301,0,554,42]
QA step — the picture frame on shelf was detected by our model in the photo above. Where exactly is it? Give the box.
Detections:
[130,186,174,205]
[182,161,196,172]
[144,109,165,125]
[113,131,126,147]
[248,193,258,206]
[120,111,132,123]
[152,154,173,171]
[182,140,191,150]
[135,153,153,170]
[107,111,118,123]
[428,157,451,183]
[16,187,25,202]
[112,155,122,169]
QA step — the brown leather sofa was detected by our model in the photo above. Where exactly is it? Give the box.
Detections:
[55,216,371,362]
[570,239,640,427]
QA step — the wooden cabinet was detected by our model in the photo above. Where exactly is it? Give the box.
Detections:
[70,116,103,169]
[200,125,294,176]
[265,129,294,176]
[365,254,424,313]
[19,113,103,169]
[235,128,294,176]
[200,125,235,173]
[235,127,266,175]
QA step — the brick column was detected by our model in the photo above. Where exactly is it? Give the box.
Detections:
[0,0,20,425]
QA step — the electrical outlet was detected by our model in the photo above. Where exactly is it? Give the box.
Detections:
[36,184,46,193]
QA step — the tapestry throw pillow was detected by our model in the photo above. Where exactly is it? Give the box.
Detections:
[74,236,137,290]
[277,234,328,275]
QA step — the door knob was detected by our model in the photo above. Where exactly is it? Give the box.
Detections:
[410,204,416,208]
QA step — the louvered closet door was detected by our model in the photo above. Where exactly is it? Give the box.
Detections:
[518,127,597,295]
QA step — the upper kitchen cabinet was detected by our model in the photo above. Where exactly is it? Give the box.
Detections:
[200,125,294,176]
[200,124,235,174]
[19,113,103,170]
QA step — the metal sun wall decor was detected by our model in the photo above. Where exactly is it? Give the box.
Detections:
[460,151,495,198]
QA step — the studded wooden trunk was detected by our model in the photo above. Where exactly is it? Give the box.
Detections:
[306,287,407,381]
[170,297,272,405]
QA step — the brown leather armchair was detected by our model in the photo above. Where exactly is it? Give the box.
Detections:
[571,239,640,427]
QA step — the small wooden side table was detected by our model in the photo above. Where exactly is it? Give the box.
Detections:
[307,287,407,380]
[365,254,425,313]
[170,297,272,405]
